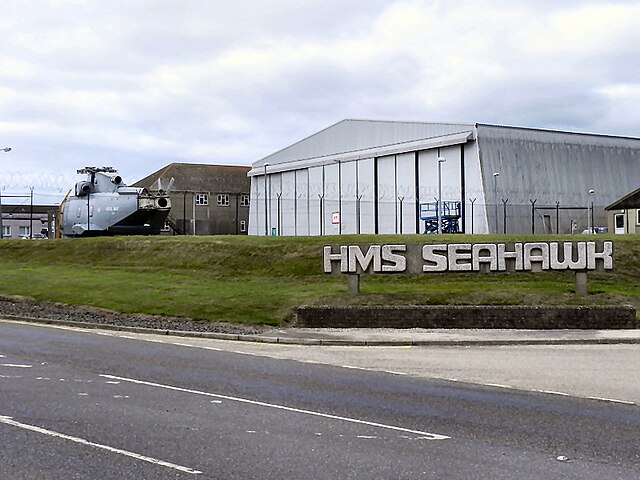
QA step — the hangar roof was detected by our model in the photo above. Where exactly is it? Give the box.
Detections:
[251,119,475,175]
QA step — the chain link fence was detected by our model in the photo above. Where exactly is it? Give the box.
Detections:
[255,196,607,235]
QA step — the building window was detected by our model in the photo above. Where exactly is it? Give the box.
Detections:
[217,194,230,207]
[19,226,30,237]
[240,220,246,232]
[240,194,250,207]
[195,193,208,206]
[637,209,640,225]
[2,225,10,237]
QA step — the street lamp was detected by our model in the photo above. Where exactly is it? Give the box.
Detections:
[437,157,446,234]
[263,162,269,236]
[493,172,500,233]
[588,188,595,233]
[0,147,10,239]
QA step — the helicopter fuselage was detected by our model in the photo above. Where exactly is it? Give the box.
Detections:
[59,168,170,237]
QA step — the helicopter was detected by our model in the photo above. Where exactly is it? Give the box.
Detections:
[59,166,172,237]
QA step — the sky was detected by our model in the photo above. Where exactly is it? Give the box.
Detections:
[1,0,640,202]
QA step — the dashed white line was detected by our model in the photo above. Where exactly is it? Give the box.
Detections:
[342,365,367,370]
[586,396,635,405]
[1,364,32,368]
[538,390,571,397]
[384,370,407,376]
[0,415,202,475]
[100,373,450,440]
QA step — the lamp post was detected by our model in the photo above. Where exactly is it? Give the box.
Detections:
[0,147,11,239]
[437,156,446,234]
[493,172,500,233]
[263,162,269,236]
[588,188,595,233]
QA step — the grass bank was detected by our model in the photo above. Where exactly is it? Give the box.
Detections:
[0,234,638,325]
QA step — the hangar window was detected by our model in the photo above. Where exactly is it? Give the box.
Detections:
[19,226,30,238]
[2,225,10,237]
[240,195,250,207]
[195,193,208,206]
[217,194,230,207]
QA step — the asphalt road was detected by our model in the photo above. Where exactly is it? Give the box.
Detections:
[1,321,638,479]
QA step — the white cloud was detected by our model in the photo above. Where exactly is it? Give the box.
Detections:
[1,0,640,196]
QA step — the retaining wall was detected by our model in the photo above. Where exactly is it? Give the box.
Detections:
[295,305,638,329]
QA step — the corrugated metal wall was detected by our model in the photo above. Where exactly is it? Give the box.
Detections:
[477,125,640,234]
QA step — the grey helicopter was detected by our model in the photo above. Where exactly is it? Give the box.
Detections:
[59,166,172,237]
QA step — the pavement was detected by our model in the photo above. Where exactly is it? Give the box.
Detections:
[2,315,640,346]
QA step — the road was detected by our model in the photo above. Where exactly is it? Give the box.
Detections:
[1,320,638,479]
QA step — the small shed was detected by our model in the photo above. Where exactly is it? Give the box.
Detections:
[605,187,640,234]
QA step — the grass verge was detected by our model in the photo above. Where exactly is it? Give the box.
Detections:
[0,234,638,325]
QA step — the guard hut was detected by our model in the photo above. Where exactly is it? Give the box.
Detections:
[605,186,640,234]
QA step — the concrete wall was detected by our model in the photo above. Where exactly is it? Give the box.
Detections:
[296,305,638,329]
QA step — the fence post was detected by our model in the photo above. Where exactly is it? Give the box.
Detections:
[318,194,324,235]
[501,198,508,234]
[530,199,537,234]
[469,198,476,234]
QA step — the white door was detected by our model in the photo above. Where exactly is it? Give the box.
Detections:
[614,213,625,234]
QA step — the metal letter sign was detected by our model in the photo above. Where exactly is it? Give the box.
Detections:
[323,241,613,274]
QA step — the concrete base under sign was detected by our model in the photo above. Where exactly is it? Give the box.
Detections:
[295,305,638,329]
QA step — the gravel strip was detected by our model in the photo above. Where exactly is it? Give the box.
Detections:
[0,295,266,335]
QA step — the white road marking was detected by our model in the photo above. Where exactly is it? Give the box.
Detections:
[100,374,450,440]
[210,400,223,404]
[105,381,120,385]
[0,354,5,358]
[78,393,88,396]
[538,390,571,396]
[342,365,367,370]
[198,346,222,352]
[0,375,23,379]
[586,396,635,405]
[1,364,32,368]
[0,415,202,475]
[356,435,377,439]
[384,370,407,376]
[485,383,513,389]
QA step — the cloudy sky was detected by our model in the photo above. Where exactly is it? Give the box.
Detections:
[1,0,639,200]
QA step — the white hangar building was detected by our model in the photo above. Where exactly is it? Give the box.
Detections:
[247,119,640,236]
